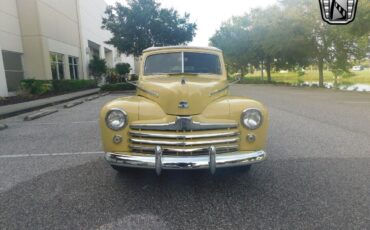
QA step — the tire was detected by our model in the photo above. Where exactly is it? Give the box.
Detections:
[229,164,252,173]
[213,165,252,176]
[242,164,252,171]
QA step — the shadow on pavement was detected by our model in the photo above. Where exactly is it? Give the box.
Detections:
[0,157,369,229]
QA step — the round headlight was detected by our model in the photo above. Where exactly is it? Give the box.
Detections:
[105,109,127,131]
[241,109,263,130]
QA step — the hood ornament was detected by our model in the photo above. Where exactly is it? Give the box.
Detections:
[181,77,186,85]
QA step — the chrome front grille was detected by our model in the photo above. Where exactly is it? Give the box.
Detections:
[129,117,239,156]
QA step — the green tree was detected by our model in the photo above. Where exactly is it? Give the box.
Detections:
[210,16,253,77]
[210,6,312,82]
[213,0,370,86]
[281,0,370,87]
[102,0,197,57]
[89,56,107,78]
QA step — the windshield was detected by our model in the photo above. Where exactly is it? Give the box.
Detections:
[144,52,222,75]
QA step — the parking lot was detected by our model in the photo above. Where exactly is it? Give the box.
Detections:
[0,85,369,229]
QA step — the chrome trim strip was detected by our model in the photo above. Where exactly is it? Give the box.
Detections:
[129,144,239,153]
[130,137,239,146]
[181,52,184,73]
[129,131,239,139]
[105,150,267,171]
[209,85,229,96]
[130,116,238,131]
[136,85,159,98]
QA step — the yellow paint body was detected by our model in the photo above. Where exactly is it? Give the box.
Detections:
[100,47,268,155]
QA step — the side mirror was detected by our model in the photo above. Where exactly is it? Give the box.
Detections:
[123,76,137,85]
[229,75,241,85]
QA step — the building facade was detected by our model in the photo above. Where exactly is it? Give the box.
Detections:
[0,0,135,97]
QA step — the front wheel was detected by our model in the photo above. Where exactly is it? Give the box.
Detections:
[233,164,252,173]
[213,165,252,175]
[242,164,252,171]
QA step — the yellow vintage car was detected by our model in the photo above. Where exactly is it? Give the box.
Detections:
[100,46,268,175]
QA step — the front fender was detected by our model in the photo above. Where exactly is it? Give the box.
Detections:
[201,96,268,151]
[228,96,268,151]
[100,96,173,152]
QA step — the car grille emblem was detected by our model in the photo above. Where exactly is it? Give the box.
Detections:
[178,100,189,109]
[319,0,358,25]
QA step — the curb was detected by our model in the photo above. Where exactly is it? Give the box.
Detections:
[64,100,84,108]
[106,90,136,94]
[85,95,100,101]
[0,88,100,119]
[24,109,58,121]
[0,124,8,131]
[100,92,110,96]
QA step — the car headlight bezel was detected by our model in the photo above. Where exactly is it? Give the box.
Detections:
[105,108,128,131]
[241,108,263,130]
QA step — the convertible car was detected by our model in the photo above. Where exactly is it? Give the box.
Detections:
[100,46,268,175]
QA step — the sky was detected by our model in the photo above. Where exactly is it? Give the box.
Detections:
[104,0,277,46]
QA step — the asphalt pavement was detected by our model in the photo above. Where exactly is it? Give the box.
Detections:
[0,85,369,229]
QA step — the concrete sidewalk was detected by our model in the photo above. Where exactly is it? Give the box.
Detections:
[0,88,99,119]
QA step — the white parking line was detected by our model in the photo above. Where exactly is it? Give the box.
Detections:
[4,120,98,126]
[0,151,104,159]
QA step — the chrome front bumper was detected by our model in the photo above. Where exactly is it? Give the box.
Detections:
[105,146,266,175]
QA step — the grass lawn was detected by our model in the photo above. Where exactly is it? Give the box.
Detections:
[245,69,370,85]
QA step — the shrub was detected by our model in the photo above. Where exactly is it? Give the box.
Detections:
[341,71,355,79]
[115,63,131,75]
[239,77,291,86]
[89,56,107,77]
[106,68,127,84]
[20,79,53,95]
[20,79,97,95]
[100,83,136,91]
[52,80,97,92]
[297,69,305,77]
[130,74,139,81]
[239,77,271,84]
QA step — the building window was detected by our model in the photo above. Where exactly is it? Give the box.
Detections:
[2,51,24,92]
[50,53,64,80]
[69,56,79,80]
[90,48,100,59]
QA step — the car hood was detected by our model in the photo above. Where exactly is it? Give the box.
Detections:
[137,76,229,115]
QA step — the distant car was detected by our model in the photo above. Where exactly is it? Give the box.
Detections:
[352,65,364,71]
[100,46,269,175]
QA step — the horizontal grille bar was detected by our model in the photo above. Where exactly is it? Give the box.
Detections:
[129,130,239,139]
[130,117,238,131]
[129,144,239,155]
[130,137,239,146]
[129,117,240,156]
